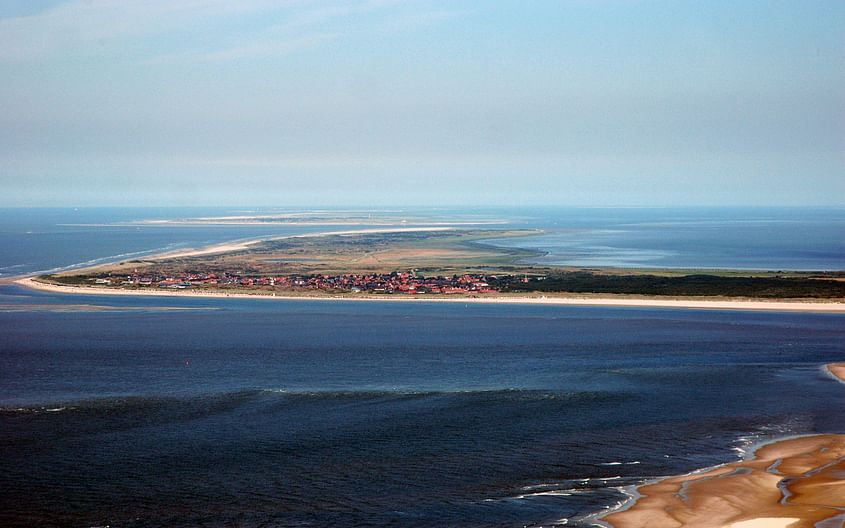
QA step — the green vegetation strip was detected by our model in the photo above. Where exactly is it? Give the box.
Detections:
[493,272,845,299]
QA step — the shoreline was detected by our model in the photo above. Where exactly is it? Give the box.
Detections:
[597,364,845,528]
[13,277,845,313]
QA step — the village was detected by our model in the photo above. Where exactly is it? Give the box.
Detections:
[96,270,508,294]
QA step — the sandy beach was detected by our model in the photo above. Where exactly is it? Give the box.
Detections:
[13,277,845,313]
[597,365,845,528]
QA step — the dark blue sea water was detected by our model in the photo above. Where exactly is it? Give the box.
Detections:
[1,207,844,528]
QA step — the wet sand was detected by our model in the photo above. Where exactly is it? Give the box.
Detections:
[598,365,845,528]
[13,277,845,313]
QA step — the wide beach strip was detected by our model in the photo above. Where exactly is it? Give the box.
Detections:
[598,364,845,528]
[15,277,845,313]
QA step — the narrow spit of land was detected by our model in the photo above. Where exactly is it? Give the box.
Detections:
[599,364,845,528]
[19,227,845,312]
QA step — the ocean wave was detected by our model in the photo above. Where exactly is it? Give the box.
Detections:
[2,387,635,413]
[0,263,32,273]
[30,244,184,276]
[509,485,626,501]
[258,387,635,404]
[0,405,70,414]
[0,390,263,415]
[515,479,639,497]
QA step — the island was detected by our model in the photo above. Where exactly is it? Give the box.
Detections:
[17,227,845,312]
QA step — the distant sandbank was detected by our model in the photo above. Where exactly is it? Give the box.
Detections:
[134,218,503,226]
[14,277,845,313]
[598,364,845,528]
[152,226,455,259]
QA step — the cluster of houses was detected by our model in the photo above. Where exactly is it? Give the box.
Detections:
[99,271,503,294]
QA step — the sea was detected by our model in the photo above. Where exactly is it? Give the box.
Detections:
[1,206,844,528]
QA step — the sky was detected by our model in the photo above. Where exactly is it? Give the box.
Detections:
[0,0,842,207]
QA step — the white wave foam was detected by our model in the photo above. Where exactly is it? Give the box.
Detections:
[577,486,642,528]
[511,490,575,500]
[822,364,845,386]
[507,480,638,502]
[36,245,182,276]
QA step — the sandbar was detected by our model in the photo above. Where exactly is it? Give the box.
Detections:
[597,365,845,528]
[151,226,454,259]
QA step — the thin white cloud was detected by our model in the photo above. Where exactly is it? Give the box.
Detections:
[0,0,325,61]
[201,32,341,62]
[0,0,462,63]
[378,8,469,33]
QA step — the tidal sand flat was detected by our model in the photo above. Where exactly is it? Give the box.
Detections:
[599,364,845,528]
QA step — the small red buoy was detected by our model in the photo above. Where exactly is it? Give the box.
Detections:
[185,361,190,366]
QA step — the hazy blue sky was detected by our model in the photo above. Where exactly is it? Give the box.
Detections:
[1,0,842,207]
